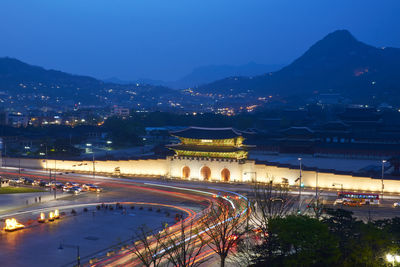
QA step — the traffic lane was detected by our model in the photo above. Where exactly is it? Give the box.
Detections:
[0,178,210,216]
[6,168,400,218]
[3,167,400,201]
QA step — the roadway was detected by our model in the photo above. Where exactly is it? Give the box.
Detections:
[1,167,400,266]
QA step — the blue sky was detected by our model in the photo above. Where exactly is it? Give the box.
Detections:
[0,0,399,80]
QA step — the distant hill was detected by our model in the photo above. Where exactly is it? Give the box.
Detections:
[0,57,103,97]
[170,62,282,89]
[106,62,282,89]
[0,57,177,107]
[199,30,400,104]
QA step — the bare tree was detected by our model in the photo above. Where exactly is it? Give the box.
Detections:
[200,200,246,267]
[250,181,295,237]
[309,192,325,219]
[131,225,165,267]
[162,220,208,267]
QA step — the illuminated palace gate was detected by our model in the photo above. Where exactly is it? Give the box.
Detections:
[182,166,190,179]
[169,127,250,181]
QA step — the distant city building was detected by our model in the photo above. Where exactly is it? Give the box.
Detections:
[110,105,130,117]
[3,112,28,127]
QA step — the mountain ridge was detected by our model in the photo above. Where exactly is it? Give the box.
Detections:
[198,29,400,104]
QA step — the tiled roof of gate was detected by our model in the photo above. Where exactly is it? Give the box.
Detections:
[167,144,245,153]
[171,127,243,140]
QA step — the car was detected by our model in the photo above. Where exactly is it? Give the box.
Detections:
[33,179,42,186]
[9,178,20,185]
[55,182,64,189]
[343,200,362,207]
[67,186,81,194]
[63,185,72,191]
[24,178,34,185]
[394,202,400,207]
[82,183,95,190]
[46,181,56,187]
[88,185,102,193]
[15,178,25,184]
[71,186,82,192]
[333,199,344,205]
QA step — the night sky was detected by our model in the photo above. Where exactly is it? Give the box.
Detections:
[1,0,399,81]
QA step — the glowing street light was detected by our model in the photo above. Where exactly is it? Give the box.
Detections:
[54,209,60,219]
[386,253,400,266]
[297,157,302,213]
[4,218,25,232]
[49,212,55,221]
[382,159,387,201]
[38,212,46,223]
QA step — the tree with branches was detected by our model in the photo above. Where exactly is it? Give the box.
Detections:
[130,225,165,267]
[250,181,296,237]
[200,200,246,267]
[162,220,208,267]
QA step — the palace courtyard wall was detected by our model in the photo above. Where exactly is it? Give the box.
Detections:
[3,157,400,193]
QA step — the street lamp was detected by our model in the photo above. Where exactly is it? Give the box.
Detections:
[386,253,400,266]
[298,157,302,213]
[58,243,80,267]
[92,153,96,180]
[332,183,344,193]
[244,172,257,183]
[382,160,387,202]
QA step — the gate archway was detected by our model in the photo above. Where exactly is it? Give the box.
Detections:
[221,168,230,182]
[182,166,190,179]
[200,166,211,181]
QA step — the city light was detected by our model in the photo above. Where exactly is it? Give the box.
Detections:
[386,253,400,265]
[54,209,60,219]
[49,212,55,221]
[4,218,25,232]
[38,213,45,223]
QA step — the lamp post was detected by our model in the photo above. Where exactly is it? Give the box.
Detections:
[298,157,302,213]
[45,144,48,174]
[315,171,318,199]
[382,160,387,202]
[18,158,21,178]
[58,243,80,267]
[54,159,57,200]
[244,171,257,183]
[92,152,95,180]
[386,253,400,266]
[332,183,343,193]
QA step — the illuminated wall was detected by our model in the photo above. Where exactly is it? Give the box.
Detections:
[168,156,255,182]
[4,157,400,193]
[4,157,167,177]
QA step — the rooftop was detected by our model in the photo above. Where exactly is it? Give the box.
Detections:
[168,144,245,153]
[171,127,243,140]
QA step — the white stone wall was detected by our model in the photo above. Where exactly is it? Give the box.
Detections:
[4,157,168,177]
[168,156,253,182]
[3,157,400,193]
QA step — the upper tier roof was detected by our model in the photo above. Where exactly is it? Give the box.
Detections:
[171,127,243,140]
